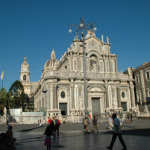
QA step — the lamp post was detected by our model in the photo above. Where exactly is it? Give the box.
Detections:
[68,17,97,118]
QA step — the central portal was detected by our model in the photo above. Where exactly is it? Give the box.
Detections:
[92,98,100,118]
[59,103,67,116]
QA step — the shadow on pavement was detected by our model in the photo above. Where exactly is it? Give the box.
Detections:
[103,128,150,137]
[18,125,45,132]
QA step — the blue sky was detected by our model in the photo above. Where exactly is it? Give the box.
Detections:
[0,0,150,91]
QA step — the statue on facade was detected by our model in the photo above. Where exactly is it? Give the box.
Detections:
[107,36,109,43]
[91,63,97,72]
[101,35,104,42]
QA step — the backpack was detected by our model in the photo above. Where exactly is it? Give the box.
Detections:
[56,119,61,125]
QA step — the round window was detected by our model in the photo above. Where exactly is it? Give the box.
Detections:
[122,92,125,98]
[65,65,67,70]
[61,91,65,98]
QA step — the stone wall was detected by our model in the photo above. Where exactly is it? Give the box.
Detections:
[8,108,44,124]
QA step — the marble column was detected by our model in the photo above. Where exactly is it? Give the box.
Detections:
[129,82,135,108]
[53,85,58,109]
[117,87,121,107]
[71,84,75,109]
[140,70,148,112]
[106,85,109,108]
[50,85,53,109]
[103,57,106,72]
[115,59,118,73]
[47,86,50,109]
[71,53,73,71]
[109,59,111,73]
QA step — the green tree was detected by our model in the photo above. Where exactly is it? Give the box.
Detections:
[9,80,25,110]
[0,88,8,106]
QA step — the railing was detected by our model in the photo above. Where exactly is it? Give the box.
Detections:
[44,71,129,80]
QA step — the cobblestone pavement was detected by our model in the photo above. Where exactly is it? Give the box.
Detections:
[0,119,150,150]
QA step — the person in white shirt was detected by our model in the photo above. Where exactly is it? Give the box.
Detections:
[106,113,127,150]
[117,115,122,126]
[108,116,113,130]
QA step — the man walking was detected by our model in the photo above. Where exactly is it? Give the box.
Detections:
[106,113,127,150]
[92,116,98,133]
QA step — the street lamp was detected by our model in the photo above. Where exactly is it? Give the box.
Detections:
[68,17,97,118]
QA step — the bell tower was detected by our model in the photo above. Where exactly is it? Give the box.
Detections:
[20,57,30,95]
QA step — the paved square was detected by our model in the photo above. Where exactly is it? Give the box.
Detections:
[0,119,150,150]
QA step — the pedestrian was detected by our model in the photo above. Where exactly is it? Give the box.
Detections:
[106,113,127,150]
[130,113,133,122]
[39,119,42,126]
[37,120,40,127]
[5,118,9,128]
[48,117,51,124]
[43,124,53,150]
[108,116,113,130]
[6,125,16,147]
[87,113,92,132]
[127,113,130,123]
[122,114,125,123]
[84,118,89,132]
[54,117,61,136]
[92,116,98,133]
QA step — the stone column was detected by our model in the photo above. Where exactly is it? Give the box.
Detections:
[71,84,75,109]
[53,85,58,109]
[140,70,148,112]
[115,59,118,73]
[109,59,111,73]
[48,86,51,109]
[117,87,121,107]
[50,85,53,109]
[106,85,109,108]
[103,56,106,72]
[129,82,135,108]
[71,53,73,71]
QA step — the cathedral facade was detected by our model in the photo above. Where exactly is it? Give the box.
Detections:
[20,30,136,120]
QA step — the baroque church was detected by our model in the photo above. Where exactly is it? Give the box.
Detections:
[20,30,136,120]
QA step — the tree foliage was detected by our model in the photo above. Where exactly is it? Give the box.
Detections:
[0,88,8,106]
[9,80,25,110]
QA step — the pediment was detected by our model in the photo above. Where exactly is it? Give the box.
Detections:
[88,85,105,93]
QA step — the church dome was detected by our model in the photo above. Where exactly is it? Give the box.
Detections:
[43,49,59,71]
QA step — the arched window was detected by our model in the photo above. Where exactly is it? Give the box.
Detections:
[23,75,26,81]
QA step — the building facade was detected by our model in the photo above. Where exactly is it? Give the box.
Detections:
[20,30,136,120]
[132,62,150,113]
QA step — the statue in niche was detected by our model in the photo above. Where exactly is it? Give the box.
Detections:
[91,63,97,72]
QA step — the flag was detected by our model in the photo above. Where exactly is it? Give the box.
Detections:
[1,71,4,80]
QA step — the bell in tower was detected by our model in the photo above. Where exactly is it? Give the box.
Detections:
[20,57,30,83]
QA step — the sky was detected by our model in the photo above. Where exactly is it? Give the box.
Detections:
[0,0,150,91]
